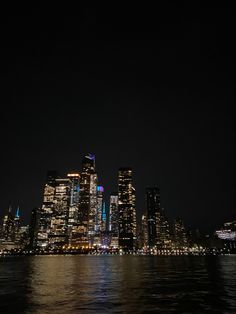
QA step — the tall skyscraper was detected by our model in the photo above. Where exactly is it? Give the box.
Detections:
[78,154,96,245]
[146,187,160,248]
[37,171,58,247]
[29,208,40,249]
[1,206,18,243]
[109,193,119,235]
[96,186,104,233]
[118,168,136,251]
[14,206,21,243]
[140,214,148,249]
[173,217,187,248]
[49,178,71,246]
[158,208,171,248]
[67,173,80,244]
[88,172,98,244]
[101,202,107,232]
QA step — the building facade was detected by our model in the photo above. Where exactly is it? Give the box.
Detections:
[118,168,136,251]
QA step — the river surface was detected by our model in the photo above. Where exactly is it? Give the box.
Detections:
[0,255,236,313]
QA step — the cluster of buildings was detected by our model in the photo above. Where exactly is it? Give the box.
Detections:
[0,154,235,254]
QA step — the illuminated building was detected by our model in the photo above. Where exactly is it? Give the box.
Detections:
[14,206,21,243]
[173,217,187,248]
[146,187,160,248]
[37,171,58,247]
[101,202,107,232]
[140,214,148,249]
[18,225,29,248]
[109,193,118,233]
[0,206,21,249]
[29,208,40,249]
[67,173,80,244]
[215,221,236,240]
[49,178,71,246]
[158,208,171,248]
[78,154,96,245]
[96,186,104,233]
[109,193,119,247]
[88,173,98,244]
[1,206,18,242]
[93,185,104,247]
[118,167,137,251]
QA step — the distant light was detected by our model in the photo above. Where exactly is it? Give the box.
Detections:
[67,173,80,178]
[216,230,236,240]
[97,186,104,192]
[86,154,95,161]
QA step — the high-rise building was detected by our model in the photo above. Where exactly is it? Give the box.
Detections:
[37,171,59,247]
[101,202,107,232]
[14,206,21,243]
[1,206,19,242]
[0,206,21,250]
[109,193,119,234]
[49,178,71,246]
[88,173,98,244]
[140,214,148,249]
[173,217,187,248]
[29,208,40,249]
[146,187,160,248]
[96,186,104,233]
[109,193,119,248]
[78,154,97,246]
[67,173,80,244]
[118,167,136,251]
[158,208,171,248]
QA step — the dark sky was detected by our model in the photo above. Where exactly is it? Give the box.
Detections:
[0,4,235,233]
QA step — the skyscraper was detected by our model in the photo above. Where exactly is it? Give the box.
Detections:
[96,186,104,233]
[146,187,160,248]
[109,193,119,234]
[29,208,40,249]
[78,154,96,244]
[173,217,187,248]
[118,168,136,251]
[1,206,17,242]
[49,178,71,246]
[14,206,21,243]
[140,214,148,249]
[67,173,80,244]
[88,172,98,244]
[0,206,21,249]
[37,171,58,247]
[158,208,171,248]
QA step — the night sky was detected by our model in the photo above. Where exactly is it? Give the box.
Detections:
[0,4,235,233]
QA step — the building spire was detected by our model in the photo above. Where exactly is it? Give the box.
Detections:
[8,205,12,214]
[16,205,20,218]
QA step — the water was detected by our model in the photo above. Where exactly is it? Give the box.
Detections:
[0,255,236,313]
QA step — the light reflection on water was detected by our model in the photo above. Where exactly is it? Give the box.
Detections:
[0,255,236,313]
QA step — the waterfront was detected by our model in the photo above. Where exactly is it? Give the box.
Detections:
[0,256,236,313]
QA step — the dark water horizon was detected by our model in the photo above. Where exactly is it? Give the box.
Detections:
[0,255,236,313]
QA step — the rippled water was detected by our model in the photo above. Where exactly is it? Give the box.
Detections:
[0,255,236,313]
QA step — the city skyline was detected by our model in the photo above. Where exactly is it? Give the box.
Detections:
[0,4,234,234]
[0,152,234,237]
[0,153,235,256]
[0,4,235,313]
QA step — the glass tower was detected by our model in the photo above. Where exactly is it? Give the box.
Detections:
[118,167,136,251]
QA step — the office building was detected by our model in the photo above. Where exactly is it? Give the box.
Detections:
[49,178,71,246]
[146,187,160,248]
[78,154,96,243]
[37,171,58,247]
[67,173,80,244]
[173,217,187,248]
[118,167,136,251]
